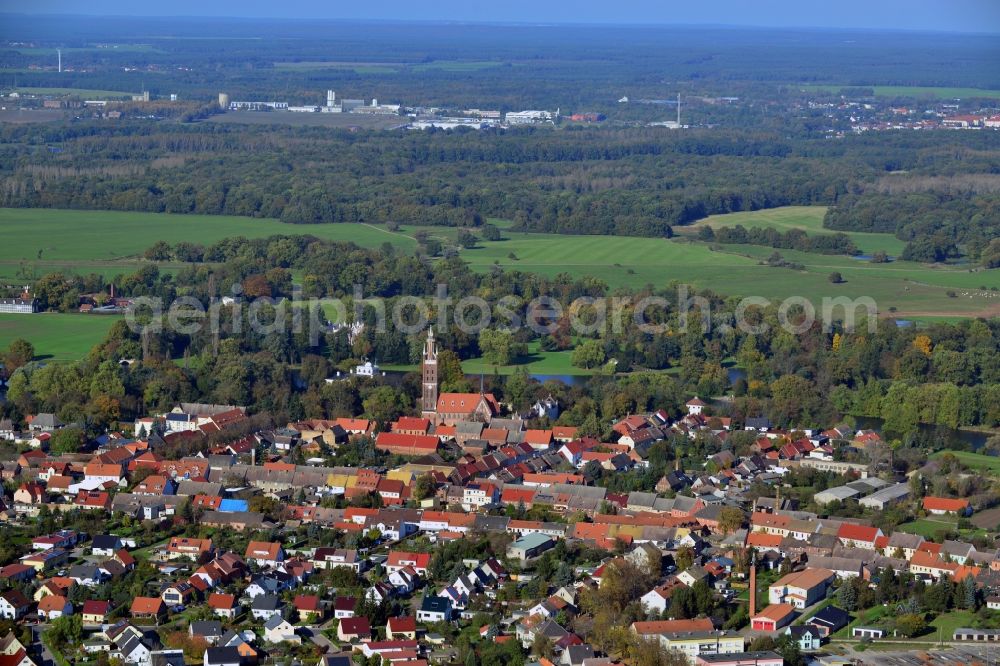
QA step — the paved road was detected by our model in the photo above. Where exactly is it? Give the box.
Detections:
[30,625,56,666]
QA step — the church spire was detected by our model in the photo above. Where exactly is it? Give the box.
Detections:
[421,326,439,419]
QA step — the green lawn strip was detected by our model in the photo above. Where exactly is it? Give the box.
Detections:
[930,450,1000,474]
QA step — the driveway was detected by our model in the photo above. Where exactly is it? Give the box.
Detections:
[30,625,56,666]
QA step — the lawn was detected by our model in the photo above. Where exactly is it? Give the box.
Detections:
[0,208,416,264]
[682,206,906,256]
[797,84,1000,99]
[381,340,600,377]
[930,450,1000,474]
[896,517,958,539]
[0,313,119,361]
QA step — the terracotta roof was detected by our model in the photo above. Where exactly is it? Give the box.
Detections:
[923,497,969,512]
[131,596,165,615]
[753,603,796,621]
[632,618,713,635]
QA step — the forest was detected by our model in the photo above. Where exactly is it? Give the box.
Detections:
[2,121,999,246]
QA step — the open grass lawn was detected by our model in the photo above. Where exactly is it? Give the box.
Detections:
[930,450,1000,474]
[382,340,599,377]
[897,517,958,539]
[682,206,906,256]
[797,84,1000,99]
[0,313,118,361]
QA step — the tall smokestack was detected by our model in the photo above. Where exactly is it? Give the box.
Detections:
[676,92,680,126]
[749,553,757,618]
[57,49,62,73]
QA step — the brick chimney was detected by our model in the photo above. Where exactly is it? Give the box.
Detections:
[749,554,757,618]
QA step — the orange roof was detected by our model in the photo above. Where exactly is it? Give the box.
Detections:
[245,541,282,561]
[632,618,713,635]
[754,604,796,622]
[771,568,834,590]
[501,487,536,504]
[84,463,122,477]
[375,432,439,455]
[208,593,237,609]
[551,426,578,439]
[747,532,783,548]
[524,430,553,445]
[909,550,954,572]
[837,523,880,543]
[38,595,70,613]
[386,551,430,569]
[130,596,165,615]
[392,417,430,433]
[923,497,969,512]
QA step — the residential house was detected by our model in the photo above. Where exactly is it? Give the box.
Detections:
[207,594,239,620]
[416,596,452,623]
[263,616,298,644]
[250,595,283,621]
[37,595,72,620]
[337,617,371,643]
[130,597,166,621]
[0,591,31,621]
[244,541,284,568]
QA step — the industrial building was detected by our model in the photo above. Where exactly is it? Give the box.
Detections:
[505,110,558,125]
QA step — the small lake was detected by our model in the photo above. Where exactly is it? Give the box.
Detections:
[854,415,990,449]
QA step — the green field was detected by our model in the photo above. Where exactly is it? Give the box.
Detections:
[15,87,138,99]
[382,340,598,377]
[683,206,906,256]
[896,517,958,539]
[930,449,1000,474]
[3,206,999,361]
[0,313,119,361]
[798,84,1000,99]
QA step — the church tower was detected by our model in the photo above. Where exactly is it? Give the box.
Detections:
[421,326,439,419]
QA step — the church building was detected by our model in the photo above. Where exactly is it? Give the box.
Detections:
[420,327,500,426]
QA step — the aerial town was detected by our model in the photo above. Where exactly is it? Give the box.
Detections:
[2,9,1000,666]
[1,328,999,666]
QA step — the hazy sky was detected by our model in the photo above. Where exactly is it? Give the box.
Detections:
[5,0,1000,33]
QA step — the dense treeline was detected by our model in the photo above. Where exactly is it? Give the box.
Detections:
[4,115,999,242]
[700,225,859,255]
[825,189,1000,263]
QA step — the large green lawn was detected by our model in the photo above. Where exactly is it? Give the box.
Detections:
[682,206,906,256]
[0,313,118,361]
[383,340,599,377]
[930,450,1000,474]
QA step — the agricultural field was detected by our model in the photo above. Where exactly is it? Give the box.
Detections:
[681,206,907,256]
[3,206,999,360]
[0,312,118,362]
